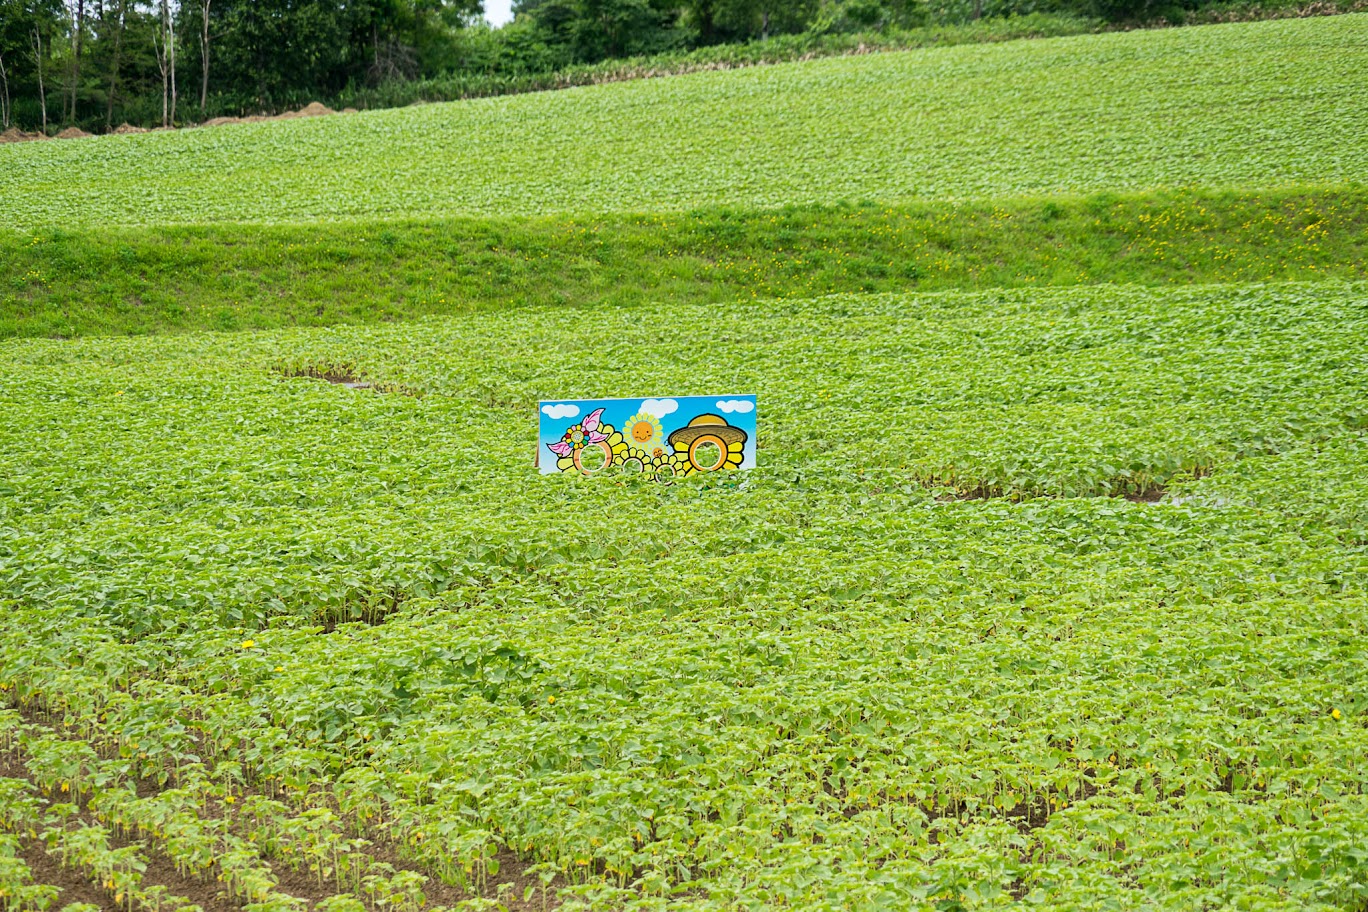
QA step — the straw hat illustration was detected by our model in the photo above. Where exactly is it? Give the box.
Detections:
[667,414,748,472]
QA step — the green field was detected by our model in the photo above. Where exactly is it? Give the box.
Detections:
[3,12,1368,912]
[3,15,1367,228]
[2,284,1367,910]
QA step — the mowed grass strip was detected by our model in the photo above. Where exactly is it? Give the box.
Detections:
[3,14,1366,228]
[4,186,1366,339]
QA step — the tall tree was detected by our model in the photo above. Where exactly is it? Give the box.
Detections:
[197,0,208,108]
[1,0,63,130]
[103,0,125,127]
[513,0,681,65]
[0,50,9,128]
[154,0,175,125]
[32,26,47,131]
[714,0,817,40]
[683,0,718,43]
[67,0,84,121]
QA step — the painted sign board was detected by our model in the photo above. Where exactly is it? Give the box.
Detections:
[538,395,756,478]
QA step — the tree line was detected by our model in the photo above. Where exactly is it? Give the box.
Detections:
[0,0,1238,134]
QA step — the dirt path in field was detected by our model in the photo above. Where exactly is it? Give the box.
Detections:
[5,699,560,910]
[13,835,111,908]
[1,751,249,911]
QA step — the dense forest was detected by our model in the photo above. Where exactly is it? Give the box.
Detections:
[0,0,1342,133]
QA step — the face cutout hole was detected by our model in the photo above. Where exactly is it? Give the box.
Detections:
[620,456,645,475]
[573,441,612,475]
[688,436,727,472]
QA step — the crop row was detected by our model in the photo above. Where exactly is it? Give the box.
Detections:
[1,773,199,912]
[1,706,541,911]
[0,833,58,912]
[0,714,306,911]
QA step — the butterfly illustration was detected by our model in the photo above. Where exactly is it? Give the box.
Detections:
[547,407,607,457]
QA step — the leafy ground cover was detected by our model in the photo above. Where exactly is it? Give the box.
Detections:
[336,13,1106,114]
[4,9,1367,909]
[3,15,1367,229]
[335,3,1368,115]
[4,186,1366,339]
[1,281,1366,909]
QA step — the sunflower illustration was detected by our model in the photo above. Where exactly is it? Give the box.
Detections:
[649,449,690,481]
[620,445,651,474]
[667,414,747,474]
[622,411,664,451]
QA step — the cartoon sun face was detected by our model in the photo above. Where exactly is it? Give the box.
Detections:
[623,412,663,450]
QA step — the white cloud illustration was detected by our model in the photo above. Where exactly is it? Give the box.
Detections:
[639,398,678,418]
[541,403,580,420]
[716,399,755,414]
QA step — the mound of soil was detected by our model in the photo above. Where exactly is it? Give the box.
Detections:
[199,101,338,129]
[4,99,349,140]
[295,101,335,117]
[0,128,46,143]
[199,115,251,126]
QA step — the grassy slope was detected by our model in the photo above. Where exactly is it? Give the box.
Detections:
[2,15,1365,228]
[4,186,1366,339]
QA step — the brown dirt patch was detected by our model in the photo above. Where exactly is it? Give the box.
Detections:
[1124,485,1167,503]
[2,751,247,912]
[364,843,560,912]
[292,101,336,118]
[265,862,352,907]
[7,699,549,909]
[930,481,1171,503]
[15,837,111,909]
[273,361,421,398]
[199,102,337,129]
[275,361,362,385]
[131,842,244,912]
[113,123,149,135]
[55,126,92,139]
[0,128,46,143]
